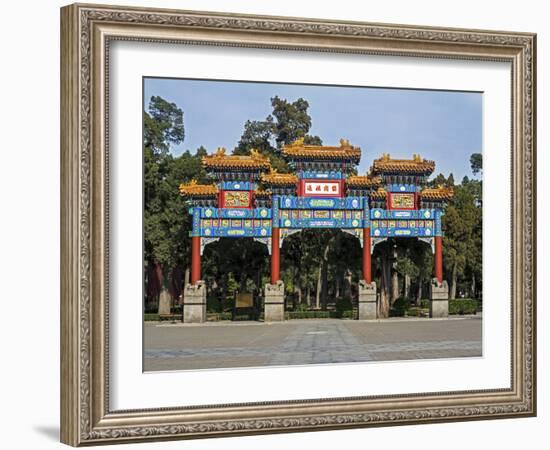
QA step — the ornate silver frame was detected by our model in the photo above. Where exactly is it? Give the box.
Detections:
[60,3,536,446]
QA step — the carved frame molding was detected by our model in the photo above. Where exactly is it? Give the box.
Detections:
[61,3,536,446]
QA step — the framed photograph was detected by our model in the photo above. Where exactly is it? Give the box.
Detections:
[60,3,536,446]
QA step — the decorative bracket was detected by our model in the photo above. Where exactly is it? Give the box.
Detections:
[280,228,302,247]
[418,237,435,253]
[200,237,220,255]
[341,228,364,248]
[371,237,388,254]
[253,237,272,255]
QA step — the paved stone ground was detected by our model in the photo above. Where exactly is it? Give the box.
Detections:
[143,316,482,371]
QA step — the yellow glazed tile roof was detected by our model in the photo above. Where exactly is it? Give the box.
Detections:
[371,153,435,175]
[179,180,218,197]
[282,138,361,161]
[346,175,383,188]
[202,147,271,170]
[261,169,298,186]
[420,186,454,201]
[369,187,387,200]
[254,189,272,198]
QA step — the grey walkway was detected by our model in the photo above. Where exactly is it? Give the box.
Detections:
[144,316,482,371]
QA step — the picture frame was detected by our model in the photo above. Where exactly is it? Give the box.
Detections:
[60,2,536,446]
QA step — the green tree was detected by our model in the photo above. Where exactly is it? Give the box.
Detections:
[396,254,419,300]
[271,96,321,148]
[234,117,275,155]
[271,96,314,148]
[410,240,434,305]
[470,153,482,176]
[440,154,482,299]
[430,172,455,188]
[233,96,322,172]
[234,117,289,172]
[143,96,186,310]
[144,95,184,154]
[442,182,480,298]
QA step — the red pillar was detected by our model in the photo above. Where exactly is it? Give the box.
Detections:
[363,228,372,283]
[191,236,201,284]
[271,228,280,284]
[435,236,443,283]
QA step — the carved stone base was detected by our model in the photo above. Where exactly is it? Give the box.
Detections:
[264,281,285,322]
[358,280,377,320]
[183,281,206,323]
[429,278,449,318]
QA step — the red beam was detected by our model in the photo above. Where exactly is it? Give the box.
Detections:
[435,236,443,283]
[271,228,280,284]
[363,228,372,283]
[191,236,201,284]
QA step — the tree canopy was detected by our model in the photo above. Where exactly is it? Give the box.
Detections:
[470,153,482,176]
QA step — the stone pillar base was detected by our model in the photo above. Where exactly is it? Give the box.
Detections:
[183,281,206,323]
[429,278,449,318]
[264,281,285,322]
[358,280,377,320]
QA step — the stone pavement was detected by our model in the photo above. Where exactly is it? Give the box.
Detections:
[144,316,482,371]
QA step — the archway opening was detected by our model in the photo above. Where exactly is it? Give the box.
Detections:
[372,237,434,318]
[202,237,269,319]
[280,229,362,317]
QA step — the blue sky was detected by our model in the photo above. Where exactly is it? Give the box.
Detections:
[144,78,482,180]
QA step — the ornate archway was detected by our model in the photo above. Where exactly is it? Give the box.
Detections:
[180,139,453,323]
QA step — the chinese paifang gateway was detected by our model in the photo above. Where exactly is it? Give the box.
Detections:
[179,138,453,322]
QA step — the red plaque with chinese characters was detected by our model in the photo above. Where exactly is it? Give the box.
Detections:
[300,180,343,197]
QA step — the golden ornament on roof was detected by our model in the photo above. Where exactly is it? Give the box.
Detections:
[340,138,350,147]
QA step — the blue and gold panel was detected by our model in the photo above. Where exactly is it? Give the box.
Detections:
[278,217,362,229]
[220,181,256,191]
[298,170,344,180]
[193,216,272,238]
[279,196,363,210]
[386,184,418,193]
[314,210,330,219]
[370,209,437,220]
[370,219,436,238]
[332,210,344,220]
[276,209,367,229]
[198,207,271,219]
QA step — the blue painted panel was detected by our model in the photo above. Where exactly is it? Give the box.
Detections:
[191,228,272,238]
[363,202,370,228]
[434,210,443,236]
[279,196,364,210]
[386,183,419,193]
[189,205,444,237]
[298,170,343,180]
[197,207,271,219]
[277,218,363,229]
[192,208,201,232]
[370,209,438,220]
[371,227,435,238]
[219,181,256,190]
[272,194,280,229]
